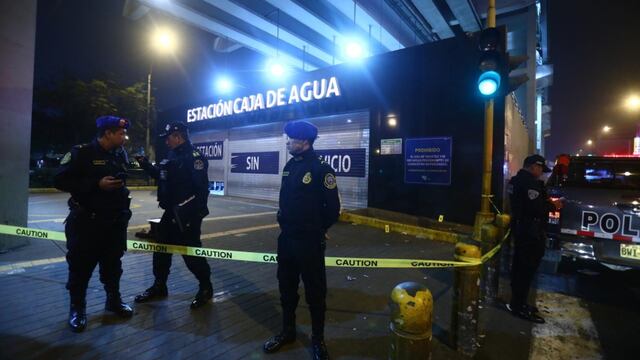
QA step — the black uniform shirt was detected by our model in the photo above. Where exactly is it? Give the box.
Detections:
[54,139,130,214]
[508,169,556,233]
[142,142,209,216]
[278,148,341,234]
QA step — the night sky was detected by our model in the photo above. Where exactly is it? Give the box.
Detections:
[34,0,640,156]
[547,0,640,156]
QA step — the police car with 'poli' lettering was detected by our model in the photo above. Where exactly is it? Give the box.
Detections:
[546,156,640,270]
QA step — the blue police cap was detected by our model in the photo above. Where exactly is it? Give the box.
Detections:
[96,115,129,129]
[284,120,318,141]
[159,122,189,137]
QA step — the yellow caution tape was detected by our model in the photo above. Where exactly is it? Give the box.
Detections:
[0,224,508,269]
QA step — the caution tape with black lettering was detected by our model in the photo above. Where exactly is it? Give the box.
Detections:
[0,224,508,269]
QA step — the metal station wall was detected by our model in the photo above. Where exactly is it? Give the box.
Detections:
[305,111,369,209]
[190,110,370,208]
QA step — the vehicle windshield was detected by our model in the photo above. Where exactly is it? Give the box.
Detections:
[564,159,640,190]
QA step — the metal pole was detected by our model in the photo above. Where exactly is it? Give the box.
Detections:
[146,62,153,159]
[451,243,481,357]
[473,0,498,239]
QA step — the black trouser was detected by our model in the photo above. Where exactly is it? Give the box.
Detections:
[152,211,211,285]
[277,231,327,339]
[65,211,128,307]
[510,224,545,309]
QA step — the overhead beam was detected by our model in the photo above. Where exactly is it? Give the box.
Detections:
[203,0,336,66]
[444,0,481,32]
[411,0,455,39]
[325,0,404,51]
[136,0,316,71]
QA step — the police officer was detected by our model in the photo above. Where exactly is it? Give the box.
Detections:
[134,122,213,309]
[54,115,134,333]
[263,121,340,360]
[507,154,563,323]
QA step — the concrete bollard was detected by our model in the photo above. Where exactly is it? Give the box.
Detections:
[452,243,481,357]
[480,223,499,302]
[485,214,511,302]
[389,282,433,360]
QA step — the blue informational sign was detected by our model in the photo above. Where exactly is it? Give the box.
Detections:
[316,148,367,178]
[230,151,280,174]
[193,141,224,160]
[208,181,225,196]
[404,137,452,185]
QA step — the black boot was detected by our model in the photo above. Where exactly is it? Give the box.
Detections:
[105,293,134,318]
[263,328,296,354]
[312,338,329,360]
[134,281,168,303]
[190,282,213,309]
[68,304,87,333]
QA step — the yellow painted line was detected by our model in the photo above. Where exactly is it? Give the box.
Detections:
[28,218,66,224]
[127,211,276,231]
[200,224,280,240]
[339,212,464,244]
[0,256,67,273]
[28,214,67,217]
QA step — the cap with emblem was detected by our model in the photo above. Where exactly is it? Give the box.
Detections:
[159,122,188,137]
[523,154,551,172]
[284,120,318,141]
[96,115,129,129]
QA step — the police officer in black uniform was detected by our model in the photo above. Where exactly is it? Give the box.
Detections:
[263,121,340,360]
[507,154,563,323]
[134,122,213,309]
[54,115,134,333]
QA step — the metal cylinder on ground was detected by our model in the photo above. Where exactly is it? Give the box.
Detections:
[389,281,433,360]
[452,243,482,357]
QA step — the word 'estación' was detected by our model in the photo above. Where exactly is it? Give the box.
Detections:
[187,77,341,122]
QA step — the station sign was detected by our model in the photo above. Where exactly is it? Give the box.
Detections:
[316,148,366,177]
[230,151,280,174]
[187,76,342,122]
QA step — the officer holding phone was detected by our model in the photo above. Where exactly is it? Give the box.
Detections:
[134,122,213,309]
[55,115,134,332]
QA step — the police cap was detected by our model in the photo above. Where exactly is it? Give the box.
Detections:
[159,122,188,137]
[523,154,552,172]
[96,115,129,130]
[284,120,318,141]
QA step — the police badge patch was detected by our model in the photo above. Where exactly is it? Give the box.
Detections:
[302,172,312,184]
[194,159,205,170]
[324,173,337,189]
[528,189,539,200]
[60,152,71,165]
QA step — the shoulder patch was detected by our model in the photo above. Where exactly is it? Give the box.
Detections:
[193,150,201,158]
[302,172,312,184]
[60,152,72,165]
[194,159,205,170]
[528,189,539,200]
[324,173,337,189]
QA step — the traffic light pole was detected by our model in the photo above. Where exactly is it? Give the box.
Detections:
[473,0,498,240]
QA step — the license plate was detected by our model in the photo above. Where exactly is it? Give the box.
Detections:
[620,244,640,260]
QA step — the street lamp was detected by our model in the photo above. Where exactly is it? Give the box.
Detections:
[625,94,640,112]
[146,28,177,160]
[602,125,611,133]
[587,139,593,146]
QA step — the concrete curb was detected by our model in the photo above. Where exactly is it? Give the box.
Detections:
[29,186,158,193]
[339,211,466,244]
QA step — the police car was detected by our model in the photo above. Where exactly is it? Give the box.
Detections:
[546,156,640,270]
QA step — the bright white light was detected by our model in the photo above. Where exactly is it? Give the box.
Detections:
[603,125,611,133]
[587,139,593,146]
[152,28,176,53]
[265,58,287,78]
[625,95,640,111]
[388,117,397,127]
[345,40,364,59]
[216,77,233,93]
[624,171,631,176]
